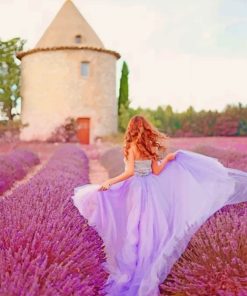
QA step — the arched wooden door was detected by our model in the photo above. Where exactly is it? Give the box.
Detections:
[76,117,90,144]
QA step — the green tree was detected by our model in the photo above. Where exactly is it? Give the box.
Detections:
[118,61,130,115]
[0,37,25,120]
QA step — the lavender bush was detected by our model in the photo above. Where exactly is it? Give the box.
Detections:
[0,148,40,194]
[100,146,125,177]
[161,146,247,295]
[0,145,108,295]
[161,203,247,296]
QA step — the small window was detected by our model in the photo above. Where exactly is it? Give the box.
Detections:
[80,62,89,77]
[75,35,82,44]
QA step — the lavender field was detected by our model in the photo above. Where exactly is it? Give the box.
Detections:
[0,145,107,295]
[163,139,247,296]
[0,137,247,295]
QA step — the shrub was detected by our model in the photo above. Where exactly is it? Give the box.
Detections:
[47,117,77,143]
[0,119,22,143]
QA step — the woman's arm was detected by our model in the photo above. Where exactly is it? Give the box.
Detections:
[152,152,176,175]
[99,147,135,191]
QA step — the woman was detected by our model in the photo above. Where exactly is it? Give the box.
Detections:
[71,115,247,296]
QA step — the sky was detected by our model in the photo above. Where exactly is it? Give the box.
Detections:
[1,0,247,112]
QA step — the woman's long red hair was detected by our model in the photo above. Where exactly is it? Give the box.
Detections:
[123,115,170,160]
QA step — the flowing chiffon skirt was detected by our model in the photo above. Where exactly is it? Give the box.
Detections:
[71,149,247,296]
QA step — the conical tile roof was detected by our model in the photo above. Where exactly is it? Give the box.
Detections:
[35,0,104,48]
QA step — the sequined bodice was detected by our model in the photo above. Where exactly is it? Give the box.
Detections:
[124,158,152,176]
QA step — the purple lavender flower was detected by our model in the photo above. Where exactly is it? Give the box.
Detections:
[161,199,247,295]
[0,149,40,194]
[0,145,108,295]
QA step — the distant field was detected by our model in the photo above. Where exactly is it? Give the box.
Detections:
[0,136,246,155]
[169,136,247,152]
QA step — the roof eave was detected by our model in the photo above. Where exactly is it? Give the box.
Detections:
[16,46,121,60]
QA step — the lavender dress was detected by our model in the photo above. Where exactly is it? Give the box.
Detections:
[71,149,247,296]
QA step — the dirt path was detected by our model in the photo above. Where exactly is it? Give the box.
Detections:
[80,143,110,184]
[2,161,46,199]
[1,142,111,198]
[88,158,109,184]
[1,143,58,199]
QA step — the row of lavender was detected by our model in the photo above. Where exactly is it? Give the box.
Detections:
[0,148,40,194]
[0,145,108,295]
[194,145,247,171]
[161,145,247,296]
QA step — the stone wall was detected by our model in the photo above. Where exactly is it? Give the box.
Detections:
[20,49,118,143]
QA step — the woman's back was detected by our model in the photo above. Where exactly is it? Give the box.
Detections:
[124,158,153,176]
[124,143,153,176]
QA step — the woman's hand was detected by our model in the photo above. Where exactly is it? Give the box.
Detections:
[99,180,112,191]
[165,152,177,161]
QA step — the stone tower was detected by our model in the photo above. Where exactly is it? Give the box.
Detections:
[17,0,120,143]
